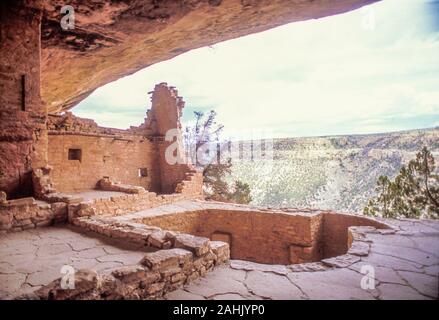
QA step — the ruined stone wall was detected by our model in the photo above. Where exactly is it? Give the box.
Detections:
[35,242,229,300]
[30,212,230,300]
[72,178,204,218]
[157,140,196,194]
[134,83,184,137]
[136,83,194,194]
[48,132,160,193]
[45,83,200,196]
[0,3,48,199]
[137,209,323,265]
[0,197,67,233]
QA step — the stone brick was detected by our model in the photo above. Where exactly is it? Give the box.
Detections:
[140,249,193,271]
[174,233,210,256]
[111,266,148,283]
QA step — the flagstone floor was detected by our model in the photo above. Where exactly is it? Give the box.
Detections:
[1,214,438,300]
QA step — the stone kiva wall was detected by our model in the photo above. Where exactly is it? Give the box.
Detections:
[128,205,388,265]
[16,199,390,300]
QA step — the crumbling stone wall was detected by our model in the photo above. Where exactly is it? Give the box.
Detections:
[31,211,230,300]
[34,242,229,300]
[47,118,160,192]
[137,83,195,194]
[45,84,200,196]
[0,195,67,233]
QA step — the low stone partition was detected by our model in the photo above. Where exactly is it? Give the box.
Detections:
[33,217,229,299]
[98,177,148,194]
[65,169,203,219]
[69,191,203,219]
[34,242,228,300]
[71,215,225,255]
[0,195,67,232]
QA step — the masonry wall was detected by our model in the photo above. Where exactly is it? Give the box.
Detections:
[35,243,229,300]
[322,212,389,258]
[48,133,160,193]
[44,82,199,196]
[158,140,194,194]
[137,209,323,265]
[0,197,67,232]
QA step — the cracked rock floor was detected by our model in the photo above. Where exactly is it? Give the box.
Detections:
[0,226,155,298]
[0,218,438,300]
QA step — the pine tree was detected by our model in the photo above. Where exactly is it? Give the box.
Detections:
[364,146,438,219]
[364,176,393,218]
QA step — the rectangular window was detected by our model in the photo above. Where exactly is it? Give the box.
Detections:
[68,148,82,161]
[139,168,148,177]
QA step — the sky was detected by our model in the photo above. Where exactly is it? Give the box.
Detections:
[73,0,439,139]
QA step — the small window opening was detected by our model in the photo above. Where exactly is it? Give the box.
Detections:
[139,168,148,177]
[68,148,82,161]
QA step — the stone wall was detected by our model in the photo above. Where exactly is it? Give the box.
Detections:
[128,205,389,265]
[136,208,323,265]
[47,129,160,193]
[157,140,194,194]
[32,213,230,300]
[45,83,200,196]
[35,242,229,300]
[137,83,192,194]
[70,175,203,218]
[321,211,389,259]
[0,195,67,233]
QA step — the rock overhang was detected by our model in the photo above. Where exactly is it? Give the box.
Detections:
[31,0,381,112]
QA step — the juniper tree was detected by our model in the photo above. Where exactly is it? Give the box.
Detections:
[363,176,393,218]
[364,146,438,219]
[184,110,252,204]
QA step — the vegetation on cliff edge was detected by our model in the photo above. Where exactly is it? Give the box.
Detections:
[364,146,438,219]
